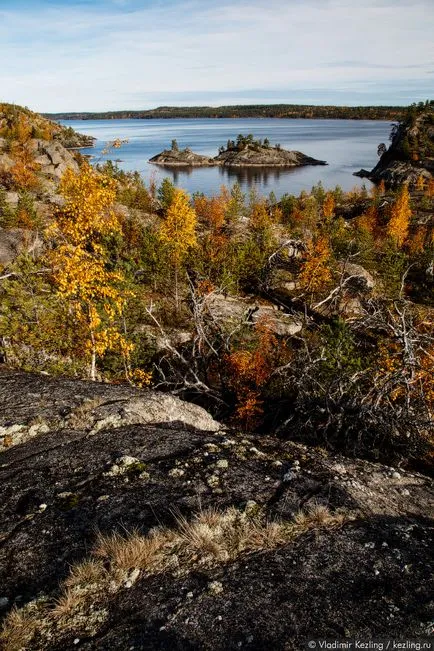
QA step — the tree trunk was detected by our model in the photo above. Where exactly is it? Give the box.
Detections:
[90,330,96,381]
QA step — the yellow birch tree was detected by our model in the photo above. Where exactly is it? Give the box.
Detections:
[159,188,197,309]
[48,162,133,380]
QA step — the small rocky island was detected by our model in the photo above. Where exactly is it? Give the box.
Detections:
[150,134,327,168]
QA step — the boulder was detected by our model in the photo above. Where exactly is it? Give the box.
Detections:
[0,151,15,173]
[5,191,19,207]
[204,292,303,336]
[0,228,43,267]
[31,139,79,179]
[339,262,376,292]
[0,368,222,450]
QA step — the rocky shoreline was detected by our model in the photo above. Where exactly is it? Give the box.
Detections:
[150,139,327,168]
[354,109,433,186]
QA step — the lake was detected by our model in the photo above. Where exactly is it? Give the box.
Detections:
[61,118,391,198]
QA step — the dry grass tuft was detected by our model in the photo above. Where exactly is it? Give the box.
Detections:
[93,527,173,573]
[64,559,107,589]
[0,605,41,651]
[0,503,348,650]
[293,502,345,531]
[51,588,83,621]
[176,506,291,562]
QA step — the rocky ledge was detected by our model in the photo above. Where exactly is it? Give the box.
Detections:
[150,142,327,168]
[354,107,434,187]
[0,368,433,650]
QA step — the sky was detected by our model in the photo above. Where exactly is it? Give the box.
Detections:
[0,0,433,112]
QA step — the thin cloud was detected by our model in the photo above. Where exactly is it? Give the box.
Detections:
[0,0,433,111]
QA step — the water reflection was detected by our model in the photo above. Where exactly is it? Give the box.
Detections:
[218,165,301,188]
[158,166,194,185]
[157,164,302,190]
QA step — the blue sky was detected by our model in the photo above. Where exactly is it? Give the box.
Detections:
[1,0,433,111]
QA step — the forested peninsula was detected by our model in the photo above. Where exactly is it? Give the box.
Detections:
[45,103,408,121]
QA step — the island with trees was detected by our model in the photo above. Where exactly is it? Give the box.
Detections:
[150,134,327,168]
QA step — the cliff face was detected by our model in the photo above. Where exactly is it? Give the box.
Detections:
[355,106,434,186]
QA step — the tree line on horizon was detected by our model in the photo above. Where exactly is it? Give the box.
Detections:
[44,103,410,122]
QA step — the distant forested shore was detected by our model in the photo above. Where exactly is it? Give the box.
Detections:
[45,104,407,121]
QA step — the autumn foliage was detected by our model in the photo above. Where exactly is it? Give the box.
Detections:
[299,235,333,294]
[159,188,197,308]
[225,319,280,430]
[387,184,412,247]
[48,162,133,380]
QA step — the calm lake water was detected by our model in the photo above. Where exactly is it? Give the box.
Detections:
[61,118,391,198]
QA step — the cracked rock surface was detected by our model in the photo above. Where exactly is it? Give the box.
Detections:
[0,369,433,649]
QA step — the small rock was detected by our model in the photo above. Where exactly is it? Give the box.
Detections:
[216,459,229,469]
[249,446,266,457]
[273,460,283,467]
[401,489,410,497]
[104,456,144,477]
[392,471,401,479]
[186,592,194,599]
[168,468,185,478]
[208,581,224,595]
[39,504,47,512]
[245,500,259,516]
[204,443,219,452]
[125,568,140,587]
[0,597,9,609]
[73,640,80,645]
